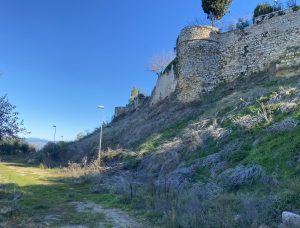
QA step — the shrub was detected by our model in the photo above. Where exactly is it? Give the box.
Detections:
[227,23,236,31]
[236,17,250,30]
[64,158,103,184]
[39,142,68,166]
[253,3,273,19]
[292,5,300,11]
[0,138,35,155]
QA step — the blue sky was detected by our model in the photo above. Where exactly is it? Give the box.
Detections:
[0,0,268,141]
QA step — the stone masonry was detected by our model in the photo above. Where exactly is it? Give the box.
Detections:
[150,65,177,106]
[114,93,148,118]
[114,8,300,116]
[176,8,300,103]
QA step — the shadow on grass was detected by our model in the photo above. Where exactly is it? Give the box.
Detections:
[0,154,39,167]
[2,162,39,168]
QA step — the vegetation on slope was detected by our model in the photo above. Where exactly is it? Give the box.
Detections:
[81,74,300,227]
[3,69,300,227]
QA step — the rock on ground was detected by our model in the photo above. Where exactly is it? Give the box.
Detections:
[282,211,300,228]
[267,118,299,133]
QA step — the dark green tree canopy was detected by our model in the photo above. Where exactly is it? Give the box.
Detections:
[253,3,273,18]
[202,0,232,23]
[0,95,24,140]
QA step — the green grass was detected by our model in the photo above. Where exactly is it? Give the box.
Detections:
[243,126,300,178]
[0,161,135,227]
[293,107,300,120]
[193,167,211,182]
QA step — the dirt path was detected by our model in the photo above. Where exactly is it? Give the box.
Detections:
[69,202,143,228]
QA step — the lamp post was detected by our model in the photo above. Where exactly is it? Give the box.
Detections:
[49,125,57,168]
[97,106,104,164]
[52,125,56,144]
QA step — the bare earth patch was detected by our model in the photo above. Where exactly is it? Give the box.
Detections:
[69,201,144,228]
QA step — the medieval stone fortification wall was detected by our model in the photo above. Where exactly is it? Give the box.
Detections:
[176,8,300,103]
[114,9,300,117]
[150,65,177,106]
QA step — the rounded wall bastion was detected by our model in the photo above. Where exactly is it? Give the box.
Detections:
[177,26,220,45]
[176,26,221,103]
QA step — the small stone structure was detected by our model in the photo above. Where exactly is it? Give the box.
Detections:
[114,93,147,118]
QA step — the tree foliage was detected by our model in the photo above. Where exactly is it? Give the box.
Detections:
[236,17,250,30]
[0,95,24,140]
[0,138,35,155]
[129,87,140,104]
[131,87,139,98]
[39,141,68,167]
[253,3,274,18]
[76,132,86,141]
[202,0,232,24]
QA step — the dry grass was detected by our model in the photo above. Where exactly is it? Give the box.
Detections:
[63,158,105,182]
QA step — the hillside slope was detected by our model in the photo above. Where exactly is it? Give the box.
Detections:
[53,66,300,227]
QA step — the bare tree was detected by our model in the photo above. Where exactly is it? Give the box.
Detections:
[189,15,211,26]
[149,51,175,76]
[189,14,228,32]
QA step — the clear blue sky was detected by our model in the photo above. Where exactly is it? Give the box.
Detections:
[0,0,268,141]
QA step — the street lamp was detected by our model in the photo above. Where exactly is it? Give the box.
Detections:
[97,106,104,163]
[52,125,56,144]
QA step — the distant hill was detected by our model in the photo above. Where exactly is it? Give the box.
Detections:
[26,138,49,150]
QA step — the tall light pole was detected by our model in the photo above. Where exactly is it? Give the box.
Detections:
[97,106,104,164]
[52,125,56,144]
[49,125,57,168]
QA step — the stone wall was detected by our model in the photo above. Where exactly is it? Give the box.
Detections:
[176,26,221,102]
[114,94,148,119]
[150,65,177,106]
[176,8,300,103]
